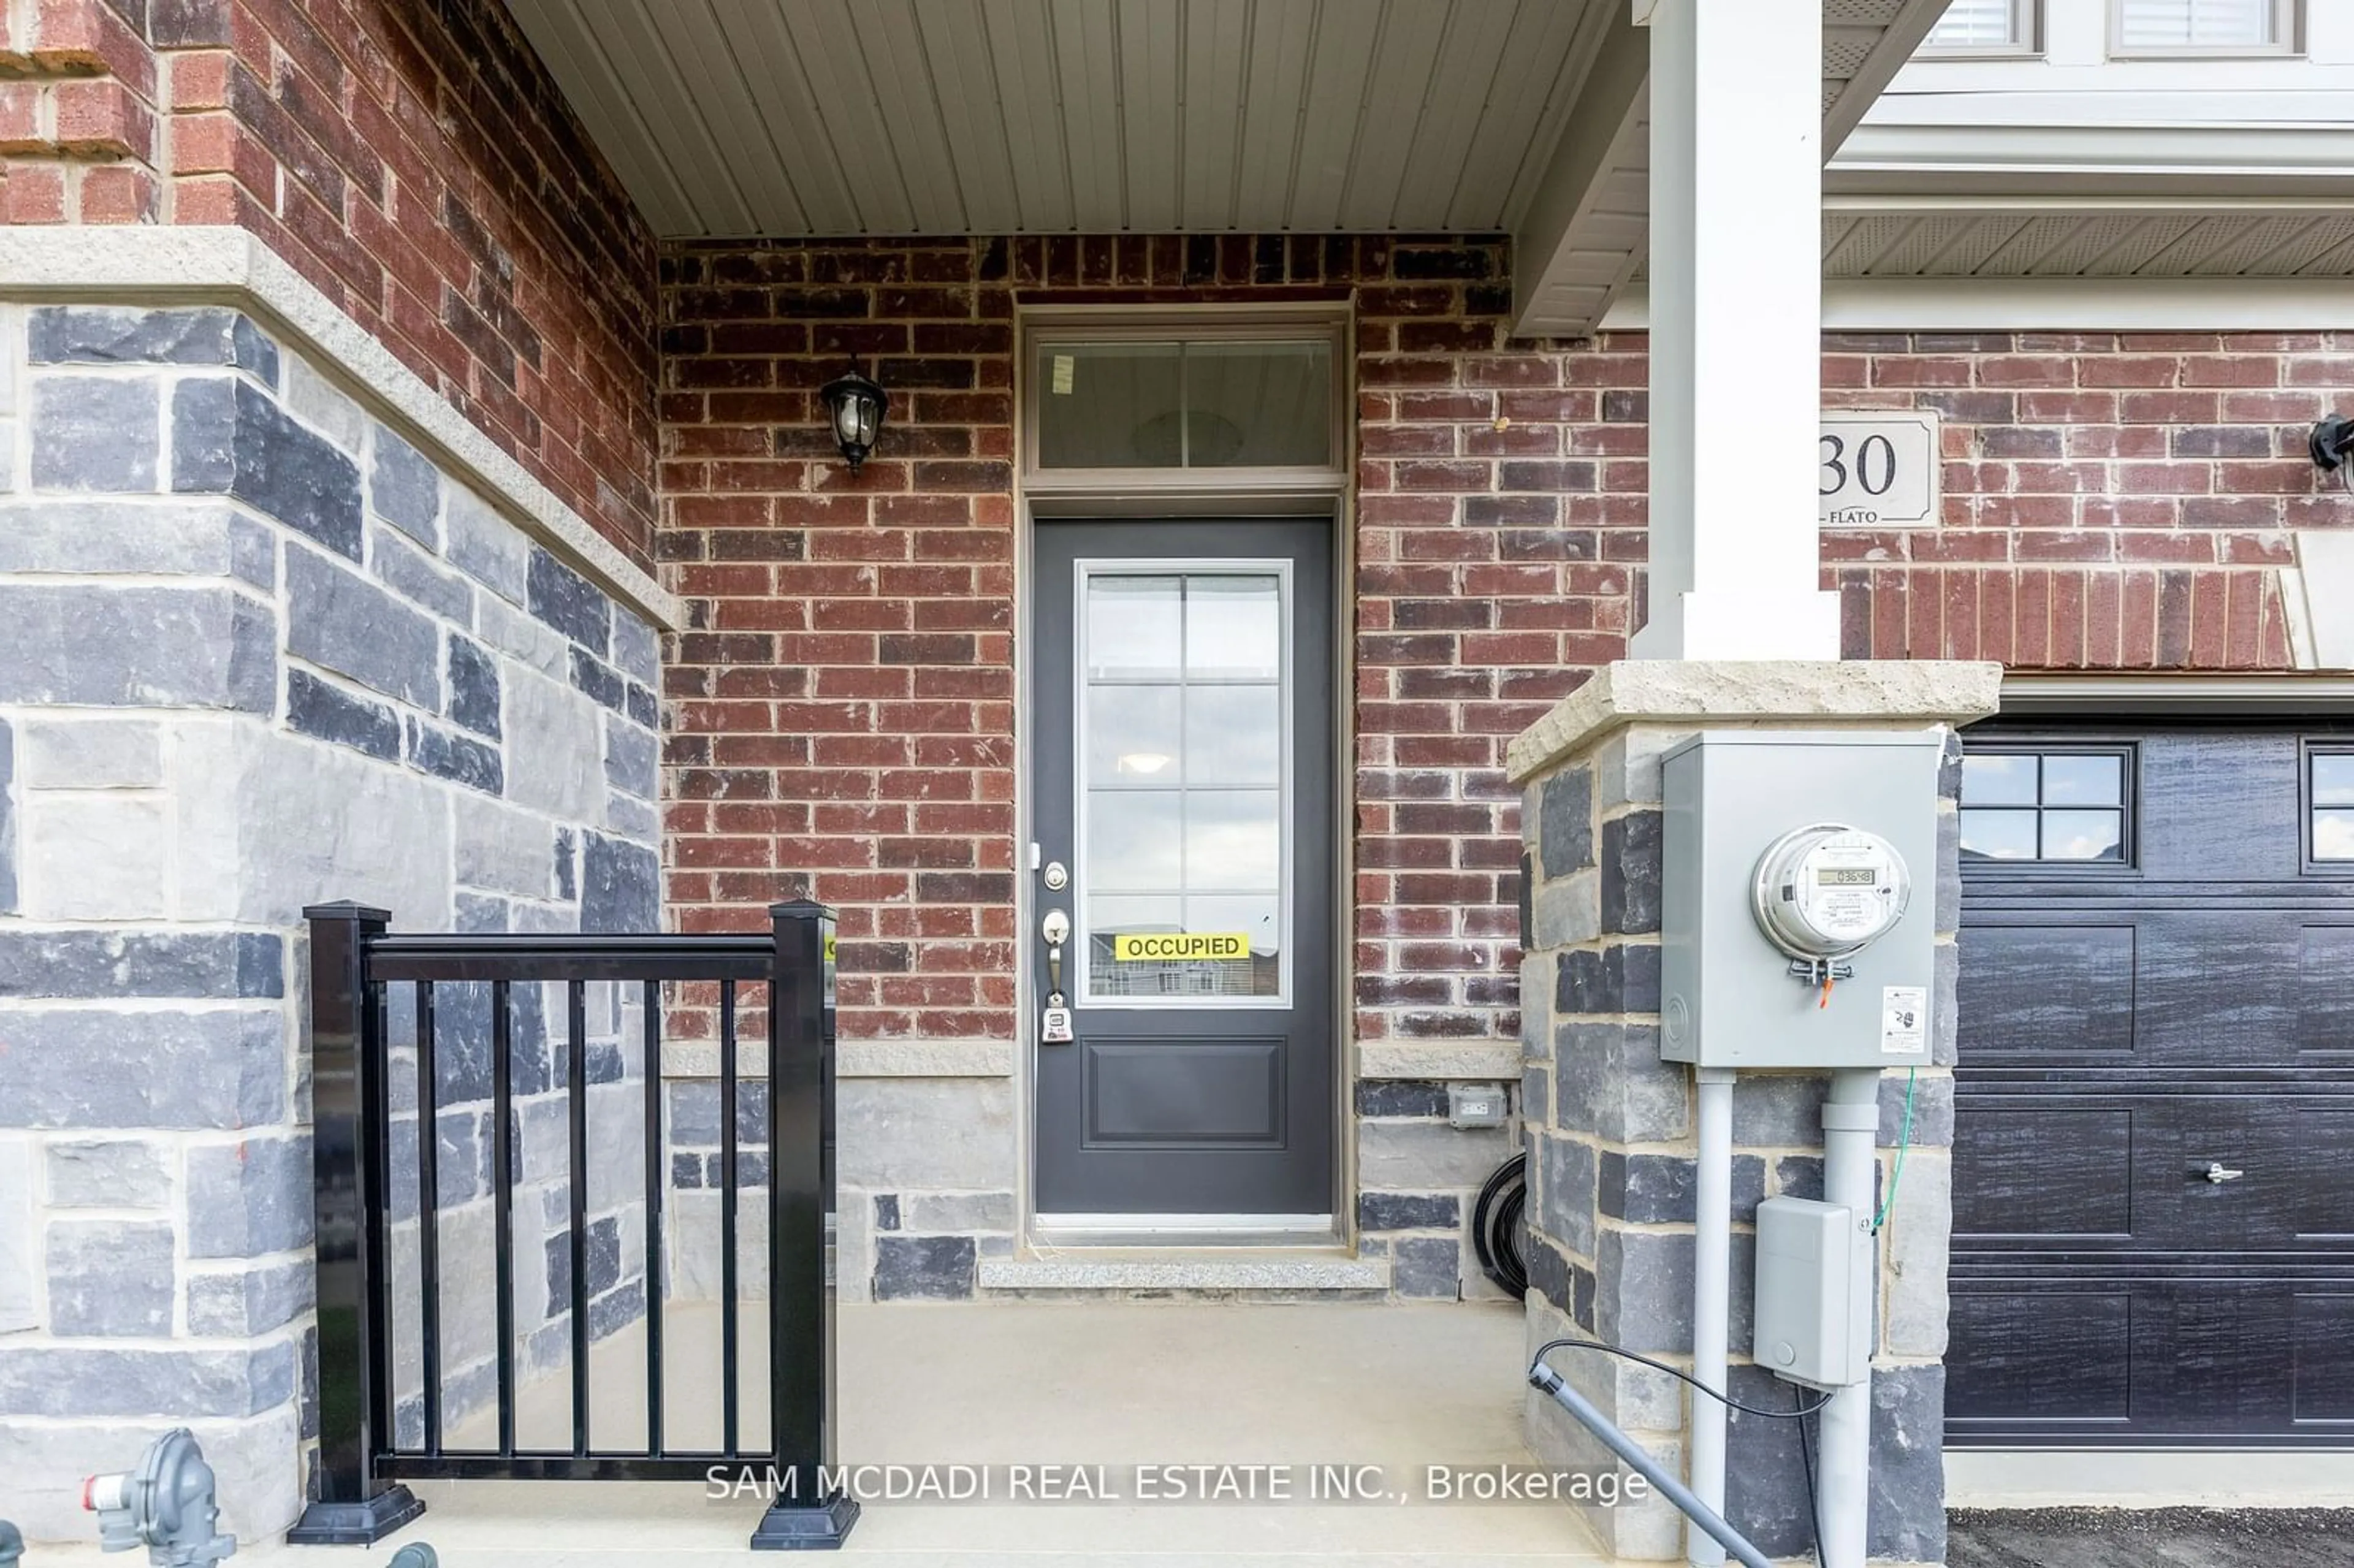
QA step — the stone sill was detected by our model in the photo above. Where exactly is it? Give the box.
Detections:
[669,1040,1522,1081]
[0,226,680,630]
[1355,1042,1522,1080]
[663,1038,1015,1078]
[978,1254,1391,1294]
[1505,659,2004,783]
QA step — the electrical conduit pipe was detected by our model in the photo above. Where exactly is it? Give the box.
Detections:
[1528,1360,1775,1568]
[1688,1067,1735,1567]
[1818,1068,1883,1567]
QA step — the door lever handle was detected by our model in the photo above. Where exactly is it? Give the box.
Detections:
[2201,1162,2245,1184]
[1040,909,1071,1001]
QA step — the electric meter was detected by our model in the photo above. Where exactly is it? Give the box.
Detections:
[1750,823,1911,960]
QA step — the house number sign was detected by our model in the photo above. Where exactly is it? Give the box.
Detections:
[1819,410,1940,529]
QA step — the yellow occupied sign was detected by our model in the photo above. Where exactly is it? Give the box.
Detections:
[1113,932,1251,963]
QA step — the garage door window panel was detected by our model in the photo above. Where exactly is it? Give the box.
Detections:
[1961,747,2133,866]
[2307,749,2354,866]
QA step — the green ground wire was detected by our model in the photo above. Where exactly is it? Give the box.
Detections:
[1870,1067,1917,1233]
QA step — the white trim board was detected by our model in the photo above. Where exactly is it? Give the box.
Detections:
[0,226,680,630]
[1997,672,2354,714]
[1600,278,2354,332]
[1948,1448,2354,1509]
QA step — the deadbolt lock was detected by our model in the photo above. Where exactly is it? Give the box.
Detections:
[1043,859,1069,891]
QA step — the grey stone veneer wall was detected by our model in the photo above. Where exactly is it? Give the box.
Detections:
[1516,721,1959,1562]
[664,1067,1021,1305]
[661,1061,1518,1304]
[1355,1078,1518,1302]
[0,304,662,1543]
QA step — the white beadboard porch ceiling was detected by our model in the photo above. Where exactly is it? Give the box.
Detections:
[511,0,1591,237]
[503,0,1948,337]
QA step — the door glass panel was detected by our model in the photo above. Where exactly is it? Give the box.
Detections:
[1087,791,1183,890]
[1084,576,1183,680]
[1184,687,1280,783]
[1085,895,1188,999]
[1186,791,1281,889]
[1086,685,1182,782]
[1080,567,1288,1003]
[1186,575,1281,679]
[1185,894,1282,994]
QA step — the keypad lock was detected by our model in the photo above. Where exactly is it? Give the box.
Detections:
[1040,908,1073,1045]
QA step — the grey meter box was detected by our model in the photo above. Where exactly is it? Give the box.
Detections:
[1660,730,1942,1069]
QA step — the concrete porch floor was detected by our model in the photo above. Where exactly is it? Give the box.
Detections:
[307,1301,1609,1567]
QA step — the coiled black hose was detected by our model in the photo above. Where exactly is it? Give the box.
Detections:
[1472,1150,1528,1297]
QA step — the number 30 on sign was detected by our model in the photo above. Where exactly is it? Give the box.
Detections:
[1819,411,1940,530]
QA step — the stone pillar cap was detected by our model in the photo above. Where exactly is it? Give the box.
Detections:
[1504,660,2003,784]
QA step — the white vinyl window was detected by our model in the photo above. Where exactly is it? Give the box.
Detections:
[2111,0,2298,54]
[1922,0,2038,53]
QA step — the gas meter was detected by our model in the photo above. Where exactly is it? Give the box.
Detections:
[1659,731,1941,1070]
[83,1429,236,1568]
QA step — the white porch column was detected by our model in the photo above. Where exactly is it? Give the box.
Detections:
[1629,0,1840,662]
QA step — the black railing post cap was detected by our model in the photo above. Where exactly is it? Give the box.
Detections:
[303,900,394,923]
[768,899,837,922]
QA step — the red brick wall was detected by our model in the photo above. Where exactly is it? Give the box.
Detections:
[661,240,2354,1051]
[659,235,1622,1051]
[2,0,660,567]
[1821,330,2344,667]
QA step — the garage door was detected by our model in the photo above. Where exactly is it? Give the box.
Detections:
[1949,724,2354,1447]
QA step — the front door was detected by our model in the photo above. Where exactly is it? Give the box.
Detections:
[1030,519,1336,1221]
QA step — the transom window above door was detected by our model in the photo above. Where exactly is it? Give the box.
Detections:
[1022,316,1346,487]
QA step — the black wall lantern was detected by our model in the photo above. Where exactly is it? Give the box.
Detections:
[820,362,888,472]
[2312,414,2354,492]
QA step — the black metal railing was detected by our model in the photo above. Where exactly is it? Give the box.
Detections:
[288,900,856,1551]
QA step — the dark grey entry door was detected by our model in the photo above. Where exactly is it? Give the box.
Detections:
[1031,519,1335,1218]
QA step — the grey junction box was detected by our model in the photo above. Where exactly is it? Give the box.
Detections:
[1753,1196,1872,1390]
[1659,730,1943,1069]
